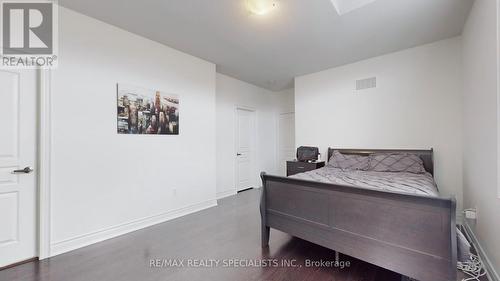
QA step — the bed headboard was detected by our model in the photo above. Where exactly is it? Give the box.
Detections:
[327,148,434,175]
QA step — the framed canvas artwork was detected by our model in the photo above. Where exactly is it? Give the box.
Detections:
[117,84,179,135]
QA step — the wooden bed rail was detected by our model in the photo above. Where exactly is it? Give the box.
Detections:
[260,172,457,281]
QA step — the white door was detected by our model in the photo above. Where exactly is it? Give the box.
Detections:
[0,69,37,267]
[277,112,295,176]
[236,108,255,191]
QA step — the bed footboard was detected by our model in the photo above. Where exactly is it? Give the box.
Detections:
[260,172,457,281]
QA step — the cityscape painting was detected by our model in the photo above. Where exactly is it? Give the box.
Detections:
[117,84,179,135]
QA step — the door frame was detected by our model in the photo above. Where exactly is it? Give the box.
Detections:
[497,0,500,199]
[275,111,295,176]
[38,69,52,259]
[234,106,257,191]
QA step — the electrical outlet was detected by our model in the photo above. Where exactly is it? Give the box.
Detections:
[465,208,477,220]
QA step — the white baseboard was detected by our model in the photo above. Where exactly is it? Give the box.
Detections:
[50,199,218,257]
[216,186,261,199]
[462,220,500,281]
[216,189,237,199]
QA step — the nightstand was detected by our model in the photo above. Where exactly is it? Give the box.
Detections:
[286,160,326,176]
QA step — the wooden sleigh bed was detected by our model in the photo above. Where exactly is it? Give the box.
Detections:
[260,148,457,281]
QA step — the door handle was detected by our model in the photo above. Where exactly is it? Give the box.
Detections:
[12,167,34,174]
[237,153,242,156]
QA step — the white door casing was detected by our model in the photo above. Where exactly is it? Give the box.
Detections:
[236,108,256,191]
[0,69,37,267]
[277,112,295,176]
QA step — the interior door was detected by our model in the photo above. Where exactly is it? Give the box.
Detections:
[0,69,37,268]
[277,112,295,176]
[236,108,255,191]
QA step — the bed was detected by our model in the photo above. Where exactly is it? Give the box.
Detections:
[260,148,457,281]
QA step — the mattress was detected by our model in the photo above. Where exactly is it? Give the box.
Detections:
[290,166,439,197]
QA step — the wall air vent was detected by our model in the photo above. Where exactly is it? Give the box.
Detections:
[356,77,377,91]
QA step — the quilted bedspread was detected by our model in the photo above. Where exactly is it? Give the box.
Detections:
[290,167,439,197]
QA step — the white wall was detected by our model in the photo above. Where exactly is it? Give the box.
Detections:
[274,88,295,114]
[49,8,217,255]
[462,0,500,271]
[295,37,463,211]
[215,74,294,198]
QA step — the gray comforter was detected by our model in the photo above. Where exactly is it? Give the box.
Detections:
[290,167,438,197]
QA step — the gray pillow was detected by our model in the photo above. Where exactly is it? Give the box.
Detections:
[368,153,426,174]
[328,150,370,171]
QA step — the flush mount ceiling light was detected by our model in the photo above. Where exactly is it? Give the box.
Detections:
[246,0,278,15]
[330,0,377,16]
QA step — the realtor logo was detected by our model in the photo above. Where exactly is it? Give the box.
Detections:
[1,0,58,68]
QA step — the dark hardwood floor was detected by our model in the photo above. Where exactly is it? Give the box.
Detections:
[0,189,450,281]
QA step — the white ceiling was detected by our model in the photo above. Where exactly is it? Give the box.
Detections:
[330,0,378,16]
[58,0,473,91]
